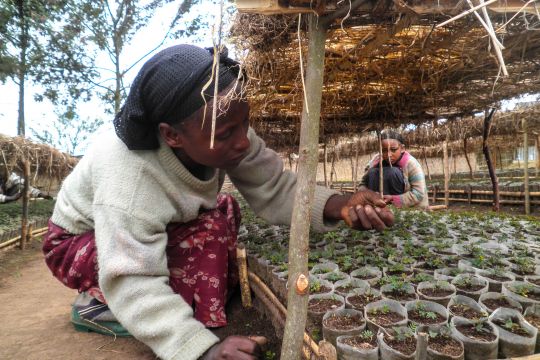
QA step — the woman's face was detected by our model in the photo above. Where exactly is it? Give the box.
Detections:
[381,138,403,164]
[168,99,251,170]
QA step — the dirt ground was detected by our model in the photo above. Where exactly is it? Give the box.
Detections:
[0,240,281,360]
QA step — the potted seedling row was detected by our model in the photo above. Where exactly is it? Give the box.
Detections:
[405,300,449,332]
[476,268,515,292]
[447,295,488,321]
[378,326,417,360]
[478,292,523,314]
[337,330,379,360]
[322,308,366,347]
[307,293,345,329]
[502,281,540,310]
[426,325,464,360]
[346,288,382,312]
[350,266,382,286]
[364,299,408,332]
[381,280,418,304]
[451,274,488,301]
[489,307,538,357]
[450,317,499,360]
[417,280,456,307]
[523,304,540,352]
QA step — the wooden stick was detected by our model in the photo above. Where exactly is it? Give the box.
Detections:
[237,245,252,308]
[318,340,337,360]
[523,118,530,215]
[248,271,320,355]
[415,332,428,360]
[20,159,30,250]
[435,0,497,28]
[443,141,449,207]
[429,205,448,211]
[483,109,500,211]
[378,131,384,199]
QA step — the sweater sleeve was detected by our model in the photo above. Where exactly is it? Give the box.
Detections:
[392,157,427,208]
[93,205,219,360]
[227,128,340,232]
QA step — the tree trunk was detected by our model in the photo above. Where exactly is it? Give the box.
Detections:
[422,147,431,180]
[378,131,384,198]
[535,135,540,177]
[17,0,28,136]
[329,147,336,187]
[463,138,474,179]
[20,159,30,249]
[323,142,328,187]
[483,109,499,211]
[523,118,530,215]
[443,141,449,207]
[281,14,327,360]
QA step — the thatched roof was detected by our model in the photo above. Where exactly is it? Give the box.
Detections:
[0,135,78,180]
[230,3,540,151]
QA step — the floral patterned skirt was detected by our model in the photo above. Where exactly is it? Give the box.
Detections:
[42,194,240,327]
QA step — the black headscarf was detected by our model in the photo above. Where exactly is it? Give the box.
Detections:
[380,130,405,146]
[113,44,241,150]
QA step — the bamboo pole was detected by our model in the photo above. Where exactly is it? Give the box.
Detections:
[443,141,449,207]
[483,109,500,211]
[415,332,428,360]
[281,13,327,360]
[20,159,30,250]
[534,135,540,177]
[422,147,431,181]
[463,138,474,179]
[323,142,328,187]
[378,131,384,199]
[237,245,252,308]
[248,272,320,356]
[523,118,530,215]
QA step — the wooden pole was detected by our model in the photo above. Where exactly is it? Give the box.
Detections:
[329,147,336,187]
[281,13,327,360]
[463,138,475,179]
[353,141,359,191]
[237,245,252,308]
[523,118,530,215]
[378,131,384,199]
[415,332,429,360]
[443,141,449,207]
[323,142,328,187]
[534,135,540,177]
[483,109,500,211]
[422,147,431,181]
[20,159,30,250]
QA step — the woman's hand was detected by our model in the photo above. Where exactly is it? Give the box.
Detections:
[202,336,262,360]
[324,190,394,231]
[383,195,393,204]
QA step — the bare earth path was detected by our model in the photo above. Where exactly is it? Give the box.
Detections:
[0,242,281,360]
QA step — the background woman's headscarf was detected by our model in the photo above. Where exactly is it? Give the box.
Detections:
[113,44,241,150]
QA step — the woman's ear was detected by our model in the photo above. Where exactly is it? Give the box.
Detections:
[158,123,183,149]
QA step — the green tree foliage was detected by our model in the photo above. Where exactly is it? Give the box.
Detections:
[0,0,97,136]
[30,103,104,155]
[76,0,208,114]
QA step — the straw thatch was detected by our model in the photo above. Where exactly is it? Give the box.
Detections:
[230,8,540,151]
[0,134,78,181]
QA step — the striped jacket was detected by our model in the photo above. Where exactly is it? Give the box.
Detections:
[359,151,429,209]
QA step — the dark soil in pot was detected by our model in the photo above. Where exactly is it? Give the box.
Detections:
[341,333,378,349]
[449,304,487,320]
[383,332,416,356]
[310,284,333,295]
[368,309,405,327]
[492,317,535,337]
[428,336,463,357]
[527,277,540,286]
[347,292,382,311]
[525,313,540,329]
[455,283,485,292]
[323,312,364,331]
[455,323,497,342]
[421,287,454,298]
[383,290,417,302]
[408,309,446,325]
[483,274,512,283]
[482,297,522,313]
[308,298,343,313]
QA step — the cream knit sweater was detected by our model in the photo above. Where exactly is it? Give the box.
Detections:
[51,128,339,360]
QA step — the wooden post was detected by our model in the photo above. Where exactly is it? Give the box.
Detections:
[467,185,472,205]
[353,141,359,191]
[415,332,428,360]
[281,13,327,360]
[463,138,474,179]
[329,148,336,188]
[483,109,500,211]
[236,245,252,308]
[523,118,530,215]
[432,185,438,204]
[443,141,449,207]
[534,135,540,177]
[378,131,384,199]
[422,147,431,181]
[323,142,328,187]
[20,159,30,249]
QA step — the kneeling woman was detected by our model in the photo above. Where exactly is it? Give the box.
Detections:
[360,131,428,209]
[42,45,393,360]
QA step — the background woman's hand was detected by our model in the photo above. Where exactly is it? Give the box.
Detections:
[339,190,394,231]
[202,335,262,360]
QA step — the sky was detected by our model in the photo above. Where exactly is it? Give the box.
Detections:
[1,2,538,154]
[0,1,234,154]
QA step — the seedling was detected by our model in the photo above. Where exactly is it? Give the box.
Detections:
[359,329,374,341]
[415,303,438,320]
[309,280,322,293]
[473,321,492,334]
[325,272,346,282]
[513,284,534,298]
[370,304,391,315]
[391,326,415,341]
[503,319,521,332]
